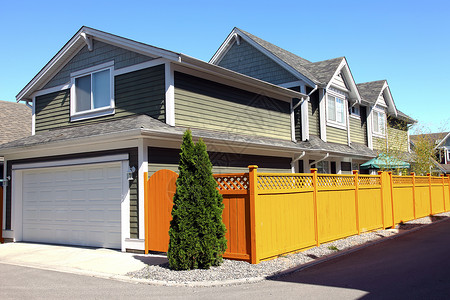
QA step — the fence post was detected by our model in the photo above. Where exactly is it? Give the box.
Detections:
[441,174,446,212]
[353,170,360,235]
[411,172,416,220]
[427,173,433,215]
[378,171,385,229]
[144,172,149,254]
[311,168,320,246]
[248,165,258,264]
[389,171,395,228]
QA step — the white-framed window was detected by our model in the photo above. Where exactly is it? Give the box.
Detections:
[70,61,114,121]
[372,109,386,136]
[327,94,346,127]
[350,105,360,118]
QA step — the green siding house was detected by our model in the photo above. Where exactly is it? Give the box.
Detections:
[211,27,416,174]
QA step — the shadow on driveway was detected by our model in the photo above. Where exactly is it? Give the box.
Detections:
[267,218,450,299]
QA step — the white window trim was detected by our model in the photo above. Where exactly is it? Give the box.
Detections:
[372,108,386,138]
[70,61,115,122]
[350,104,361,119]
[326,91,347,130]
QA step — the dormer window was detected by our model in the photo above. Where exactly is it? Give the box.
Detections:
[70,61,114,121]
[373,109,386,136]
[327,94,346,127]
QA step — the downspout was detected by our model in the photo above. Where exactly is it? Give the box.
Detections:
[309,153,330,169]
[291,151,306,173]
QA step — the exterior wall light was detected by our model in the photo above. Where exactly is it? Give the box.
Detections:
[127,166,136,181]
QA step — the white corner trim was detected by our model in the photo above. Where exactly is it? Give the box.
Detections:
[165,62,175,126]
[346,101,351,146]
[31,97,36,135]
[113,58,167,76]
[367,106,373,149]
[319,89,327,142]
[121,160,131,252]
[137,139,148,241]
[301,99,309,141]
[12,170,23,241]
[12,154,129,170]
[290,100,296,142]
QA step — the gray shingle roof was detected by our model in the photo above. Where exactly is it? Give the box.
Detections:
[395,110,416,124]
[0,100,32,145]
[356,80,386,104]
[237,28,343,86]
[0,114,376,159]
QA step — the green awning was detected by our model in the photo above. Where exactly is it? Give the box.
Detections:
[360,154,410,170]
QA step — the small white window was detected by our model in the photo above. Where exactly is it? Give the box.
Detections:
[350,105,360,117]
[327,94,345,125]
[373,109,386,135]
[70,62,114,121]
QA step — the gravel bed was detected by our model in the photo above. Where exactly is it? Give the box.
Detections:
[128,212,450,285]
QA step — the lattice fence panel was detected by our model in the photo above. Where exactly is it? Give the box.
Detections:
[214,174,249,191]
[257,175,313,191]
[415,177,430,184]
[317,175,355,188]
[358,175,381,186]
[392,176,413,185]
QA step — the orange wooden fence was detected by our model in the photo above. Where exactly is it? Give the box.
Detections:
[144,170,253,262]
[144,167,450,264]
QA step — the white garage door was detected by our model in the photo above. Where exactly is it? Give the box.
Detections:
[22,162,122,249]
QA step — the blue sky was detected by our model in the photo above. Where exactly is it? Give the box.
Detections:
[1,0,448,133]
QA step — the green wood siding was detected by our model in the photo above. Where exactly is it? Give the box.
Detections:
[174,72,291,140]
[308,89,320,136]
[373,136,386,151]
[327,126,348,144]
[218,40,298,85]
[44,40,153,89]
[148,147,291,176]
[349,107,367,145]
[35,65,165,132]
[387,126,409,152]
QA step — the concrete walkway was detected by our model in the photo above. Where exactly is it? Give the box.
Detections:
[0,243,167,278]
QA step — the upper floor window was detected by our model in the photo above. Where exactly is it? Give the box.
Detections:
[70,62,114,121]
[327,94,345,126]
[350,105,360,117]
[373,109,386,135]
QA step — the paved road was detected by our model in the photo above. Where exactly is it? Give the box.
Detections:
[2,219,450,299]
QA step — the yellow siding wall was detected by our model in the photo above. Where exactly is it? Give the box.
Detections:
[387,126,409,152]
[327,126,348,144]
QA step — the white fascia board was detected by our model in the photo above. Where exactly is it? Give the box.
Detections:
[178,55,307,102]
[326,58,361,103]
[213,28,317,88]
[434,132,450,149]
[0,128,143,157]
[17,26,181,102]
[209,30,238,64]
[82,27,181,62]
[381,82,397,116]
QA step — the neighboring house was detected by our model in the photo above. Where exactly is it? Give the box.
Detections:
[210,28,416,174]
[0,100,32,183]
[411,132,450,174]
[0,27,311,251]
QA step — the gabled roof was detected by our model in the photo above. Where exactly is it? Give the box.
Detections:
[211,28,361,102]
[410,132,450,149]
[17,26,306,103]
[395,110,417,124]
[0,100,32,144]
[357,80,397,115]
[356,80,386,105]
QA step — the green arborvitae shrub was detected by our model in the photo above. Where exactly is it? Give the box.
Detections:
[193,139,227,268]
[168,130,227,270]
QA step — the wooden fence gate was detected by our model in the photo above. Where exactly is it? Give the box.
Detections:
[144,170,253,262]
[144,169,178,253]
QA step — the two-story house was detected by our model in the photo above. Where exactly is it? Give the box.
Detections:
[0,26,415,251]
[410,132,450,175]
[0,27,313,251]
[210,28,416,174]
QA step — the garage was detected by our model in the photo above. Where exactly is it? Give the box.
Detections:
[20,162,123,249]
